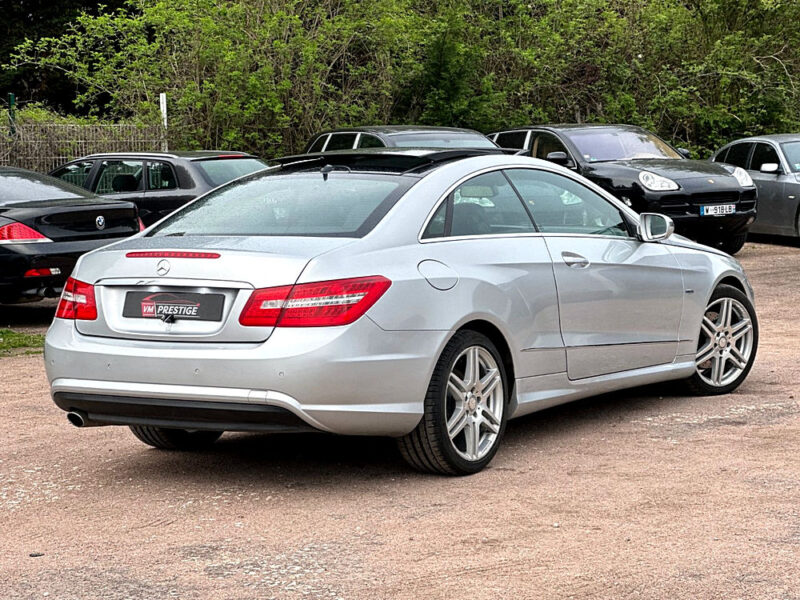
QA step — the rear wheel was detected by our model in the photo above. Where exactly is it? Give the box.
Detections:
[397,330,508,475]
[684,284,758,396]
[129,425,222,450]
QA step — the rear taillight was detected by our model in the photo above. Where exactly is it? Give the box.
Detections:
[0,222,51,244]
[126,251,221,259]
[55,277,97,320]
[239,276,391,327]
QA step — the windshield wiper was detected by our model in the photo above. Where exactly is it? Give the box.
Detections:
[162,232,186,237]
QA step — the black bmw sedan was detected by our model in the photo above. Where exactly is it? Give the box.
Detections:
[1,167,140,304]
[489,124,758,254]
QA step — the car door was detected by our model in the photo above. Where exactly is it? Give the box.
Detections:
[91,159,145,206]
[420,169,565,379]
[140,160,196,225]
[748,142,793,235]
[506,168,684,380]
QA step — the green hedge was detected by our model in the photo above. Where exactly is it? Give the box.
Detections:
[7,0,800,158]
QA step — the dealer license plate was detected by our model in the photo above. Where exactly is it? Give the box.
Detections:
[700,204,735,216]
[122,291,225,321]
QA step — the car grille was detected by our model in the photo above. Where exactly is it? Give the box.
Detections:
[655,188,756,216]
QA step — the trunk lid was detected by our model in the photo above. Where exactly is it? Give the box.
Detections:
[0,198,139,242]
[74,236,354,342]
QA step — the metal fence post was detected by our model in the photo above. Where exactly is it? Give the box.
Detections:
[8,93,16,137]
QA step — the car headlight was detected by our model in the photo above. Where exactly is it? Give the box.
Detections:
[732,166,754,188]
[638,171,679,191]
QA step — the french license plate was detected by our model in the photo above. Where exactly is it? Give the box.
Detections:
[700,204,735,216]
[122,291,224,321]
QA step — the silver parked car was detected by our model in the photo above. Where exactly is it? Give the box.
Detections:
[711,135,800,237]
[45,149,759,475]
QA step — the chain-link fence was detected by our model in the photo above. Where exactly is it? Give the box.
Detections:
[0,121,167,173]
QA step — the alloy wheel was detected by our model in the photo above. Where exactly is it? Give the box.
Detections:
[695,297,755,388]
[445,346,504,461]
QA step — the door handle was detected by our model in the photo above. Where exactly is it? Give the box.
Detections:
[561,251,590,268]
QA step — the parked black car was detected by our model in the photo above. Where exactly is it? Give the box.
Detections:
[710,135,800,238]
[303,126,498,153]
[50,151,268,226]
[488,124,758,254]
[1,167,140,304]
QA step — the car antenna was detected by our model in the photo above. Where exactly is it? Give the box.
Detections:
[321,164,334,181]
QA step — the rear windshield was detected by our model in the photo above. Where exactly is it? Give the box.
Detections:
[0,170,96,205]
[149,171,413,238]
[390,132,497,149]
[194,158,268,187]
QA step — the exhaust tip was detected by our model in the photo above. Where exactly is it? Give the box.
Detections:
[67,411,86,427]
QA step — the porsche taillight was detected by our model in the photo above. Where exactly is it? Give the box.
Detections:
[55,277,97,320]
[239,276,391,327]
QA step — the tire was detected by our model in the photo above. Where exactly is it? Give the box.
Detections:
[717,233,747,255]
[397,330,509,475]
[684,284,758,396]
[129,425,222,450]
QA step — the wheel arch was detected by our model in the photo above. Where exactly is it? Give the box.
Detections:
[454,319,516,399]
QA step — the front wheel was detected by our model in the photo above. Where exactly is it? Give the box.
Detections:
[129,425,222,450]
[717,233,748,255]
[684,284,758,396]
[397,330,508,475]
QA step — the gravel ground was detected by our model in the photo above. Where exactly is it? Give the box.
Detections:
[1,239,798,599]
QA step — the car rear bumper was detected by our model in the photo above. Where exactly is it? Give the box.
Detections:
[45,317,448,436]
[0,237,126,302]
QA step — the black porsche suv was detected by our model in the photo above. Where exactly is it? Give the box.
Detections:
[489,124,757,254]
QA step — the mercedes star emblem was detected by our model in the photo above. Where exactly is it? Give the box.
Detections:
[156,259,171,276]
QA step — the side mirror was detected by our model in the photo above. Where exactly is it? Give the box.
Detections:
[760,162,780,174]
[545,151,574,168]
[638,213,674,242]
[678,148,691,159]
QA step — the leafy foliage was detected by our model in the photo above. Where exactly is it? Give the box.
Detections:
[6,0,800,157]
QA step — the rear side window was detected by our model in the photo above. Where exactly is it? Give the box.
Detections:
[93,160,144,194]
[712,147,729,163]
[424,171,535,239]
[193,158,267,187]
[325,133,358,151]
[51,161,94,188]
[149,173,413,238]
[750,143,780,171]
[494,131,528,149]
[724,143,753,168]
[357,134,384,149]
[147,161,178,190]
[307,135,328,153]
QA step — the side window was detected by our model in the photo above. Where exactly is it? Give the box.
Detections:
[532,133,569,160]
[93,160,144,194]
[422,201,447,239]
[147,161,178,190]
[712,147,730,164]
[357,134,384,149]
[325,133,358,151]
[494,131,528,149]
[448,171,534,237]
[505,169,630,237]
[52,161,94,188]
[307,135,327,153]
[724,143,753,168]
[750,143,780,171]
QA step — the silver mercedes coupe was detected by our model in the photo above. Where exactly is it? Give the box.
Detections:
[45,149,759,475]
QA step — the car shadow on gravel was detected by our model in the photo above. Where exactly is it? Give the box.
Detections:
[101,382,686,484]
